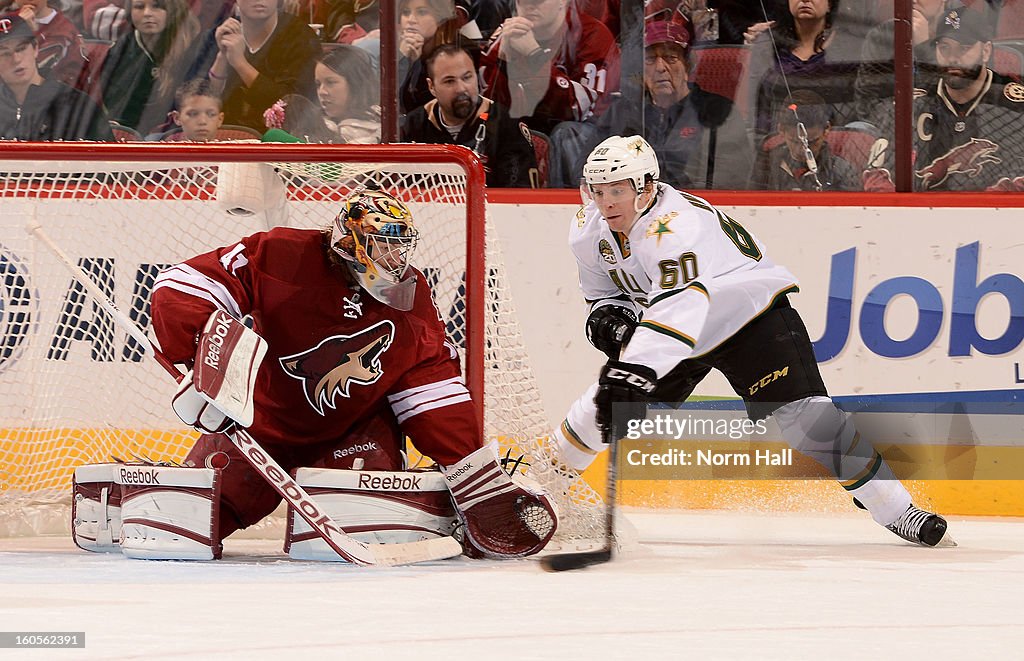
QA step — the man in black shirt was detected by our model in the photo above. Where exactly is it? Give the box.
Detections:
[402,43,538,188]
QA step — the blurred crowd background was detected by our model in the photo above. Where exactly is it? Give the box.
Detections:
[1,0,1021,191]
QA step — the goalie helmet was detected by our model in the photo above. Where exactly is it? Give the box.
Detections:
[330,189,419,310]
[582,135,660,194]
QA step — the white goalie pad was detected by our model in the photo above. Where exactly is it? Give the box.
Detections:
[72,464,122,553]
[285,468,459,562]
[117,466,223,561]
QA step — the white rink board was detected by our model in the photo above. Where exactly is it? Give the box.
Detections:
[491,203,1024,421]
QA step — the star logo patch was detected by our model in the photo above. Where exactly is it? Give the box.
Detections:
[646,212,678,245]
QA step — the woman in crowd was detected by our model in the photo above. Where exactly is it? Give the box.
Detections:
[748,0,864,143]
[205,0,321,130]
[264,45,380,143]
[96,0,201,134]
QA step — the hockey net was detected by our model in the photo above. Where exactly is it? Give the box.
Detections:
[0,143,604,549]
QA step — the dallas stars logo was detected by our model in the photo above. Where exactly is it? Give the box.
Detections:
[646,212,677,245]
[628,138,646,155]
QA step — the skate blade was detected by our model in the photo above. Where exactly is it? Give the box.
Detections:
[933,530,957,548]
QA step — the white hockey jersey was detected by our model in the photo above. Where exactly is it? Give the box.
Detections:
[569,184,800,377]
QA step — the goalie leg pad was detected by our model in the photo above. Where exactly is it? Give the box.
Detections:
[72,464,123,553]
[117,466,223,561]
[285,468,458,562]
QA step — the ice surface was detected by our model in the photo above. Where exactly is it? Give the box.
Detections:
[1,510,1022,660]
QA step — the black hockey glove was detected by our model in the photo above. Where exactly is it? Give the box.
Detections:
[586,306,638,360]
[594,360,658,441]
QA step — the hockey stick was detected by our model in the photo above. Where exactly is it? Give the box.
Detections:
[27,219,463,567]
[540,422,617,572]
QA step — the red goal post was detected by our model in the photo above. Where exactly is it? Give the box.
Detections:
[0,142,605,548]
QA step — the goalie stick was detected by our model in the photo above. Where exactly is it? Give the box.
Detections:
[27,218,463,567]
[540,423,617,572]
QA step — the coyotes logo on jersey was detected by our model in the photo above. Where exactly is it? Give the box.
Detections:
[916,137,1002,189]
[279,321,396,415]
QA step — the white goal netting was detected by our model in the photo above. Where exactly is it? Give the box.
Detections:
[0,144,604,549]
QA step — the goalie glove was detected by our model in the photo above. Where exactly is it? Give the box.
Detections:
[586,305,638,360]
[172,310,268,434]
[595,360,658,441]
[441,443,557,558]
[172,370,234,434]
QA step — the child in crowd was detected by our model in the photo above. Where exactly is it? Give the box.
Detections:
[169,78,224,141]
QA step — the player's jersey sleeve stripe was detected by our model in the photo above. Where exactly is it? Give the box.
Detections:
[561,420,597,455]
[637,320,696,348]
[393,393,473,423]
[387,376,464,406]
[650,281,709,307]
[389,377,471,423]
[152,264,242,318]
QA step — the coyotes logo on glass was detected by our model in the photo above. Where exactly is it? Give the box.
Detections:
[279,320,395,415]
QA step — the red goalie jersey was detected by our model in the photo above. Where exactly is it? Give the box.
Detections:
[150,226,481,468]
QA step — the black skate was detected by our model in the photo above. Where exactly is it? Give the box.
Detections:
[883,504,956,547]
[854,499,956,547]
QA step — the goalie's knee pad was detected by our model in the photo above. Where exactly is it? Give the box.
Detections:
[285,468,458,562]
[117,465,223,561]
[72,464,123,553]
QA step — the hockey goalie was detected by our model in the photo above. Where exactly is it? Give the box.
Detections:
[72,188,556,561]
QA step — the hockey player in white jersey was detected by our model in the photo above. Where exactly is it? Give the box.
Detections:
[553,135,954,548]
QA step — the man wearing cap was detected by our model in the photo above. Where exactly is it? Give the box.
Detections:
[0,13,113,141]
[547,11,751,189]
[863,5,1024,191]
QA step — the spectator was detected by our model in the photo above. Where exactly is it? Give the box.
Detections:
[8,0,86,88]
[95,0,202,134]
[547,12,750,189]
[313,45,380,142]
[264,46,381,143]
[854,0,947,128]
[0,12,113,139]
[403,43,537,186]
[759,90,861,190]
[478,0,620,134]
[863,5,1024,191]
[205,0,320,130]
[748,0,865,144]
[397,0,465,114]
[163,77,222,140]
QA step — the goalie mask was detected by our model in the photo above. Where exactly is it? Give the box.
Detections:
[330,190,419,310]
